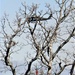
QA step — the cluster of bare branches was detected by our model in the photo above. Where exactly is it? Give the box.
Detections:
[0,0,75,75]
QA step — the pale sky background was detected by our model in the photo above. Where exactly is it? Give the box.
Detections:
[0,0,55,18]
[0,0,75,75]
[0,0,55,60]
[0,1,55,75]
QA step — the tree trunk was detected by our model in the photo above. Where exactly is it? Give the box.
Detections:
[47,43,53,75]
[47,61,52,75]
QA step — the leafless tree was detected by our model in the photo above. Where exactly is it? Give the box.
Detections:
[0,0,75,75]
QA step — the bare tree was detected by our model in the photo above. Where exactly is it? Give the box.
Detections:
[22,0,75,75]
[0,13,27,75]
[0,0,75,75]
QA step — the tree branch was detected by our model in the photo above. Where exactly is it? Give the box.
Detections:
[53,27,75,59]
[70,60,75,75]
